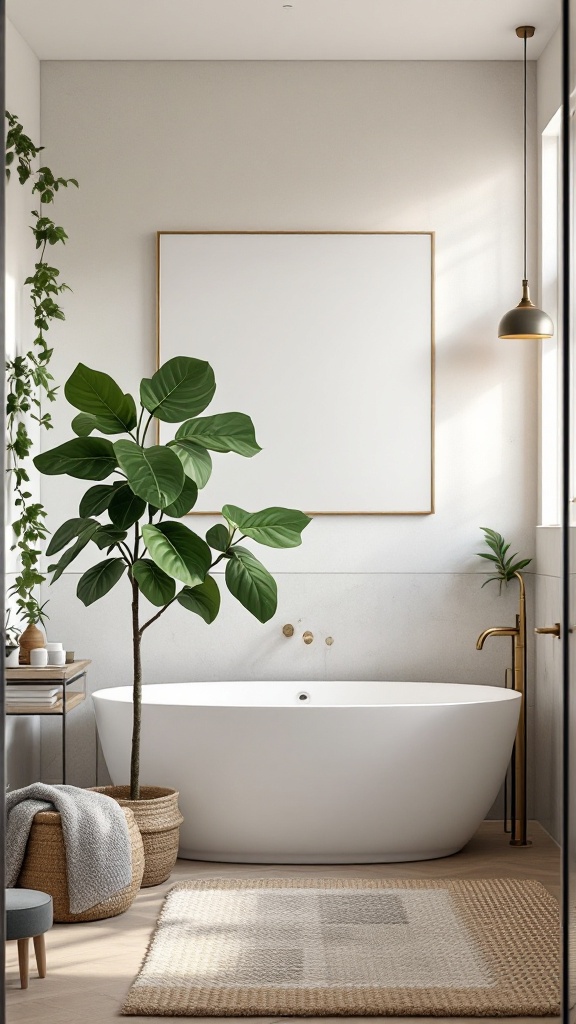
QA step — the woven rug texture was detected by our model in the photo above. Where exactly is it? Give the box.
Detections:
[122,877,560,1017]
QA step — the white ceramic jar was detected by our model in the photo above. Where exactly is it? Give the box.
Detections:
[30,648,48,667]
[46,642,65,666]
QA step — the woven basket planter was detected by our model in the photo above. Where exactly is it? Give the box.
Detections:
[17,807,144,923]
[90,786,183,887]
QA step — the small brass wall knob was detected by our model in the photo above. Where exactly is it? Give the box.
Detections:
[303,631,314,645]
[282,624,294,637]
[325,636,334,646]
[534,623,561,638]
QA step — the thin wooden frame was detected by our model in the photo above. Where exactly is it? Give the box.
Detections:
[156,230,435,515]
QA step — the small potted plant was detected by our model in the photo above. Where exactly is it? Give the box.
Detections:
[8,596,49,665]
[4,609,21,665]
[34,356,310,884]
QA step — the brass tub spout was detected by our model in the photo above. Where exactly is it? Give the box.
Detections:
[476,572,529,847]
[476,626,518,650]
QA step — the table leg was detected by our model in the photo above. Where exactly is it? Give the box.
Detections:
[62,688,67,784]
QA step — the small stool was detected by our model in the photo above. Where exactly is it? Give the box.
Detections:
[6,888,53,989]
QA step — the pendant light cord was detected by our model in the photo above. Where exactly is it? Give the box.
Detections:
[523,30,527,281]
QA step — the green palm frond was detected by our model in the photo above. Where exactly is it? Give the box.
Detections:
[477,527,531,592]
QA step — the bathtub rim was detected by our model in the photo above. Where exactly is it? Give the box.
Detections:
[92,680,522,710]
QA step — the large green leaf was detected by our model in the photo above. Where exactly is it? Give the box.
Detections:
[47,521,101,582]
[91,524,128,550]
[79,481,124,518]
[114,440,184,508]
[177,576,220,624]
[34,438,117,480]
[140,357,216,423]
[108,484,147,530]
[168,439,212,488]
[222,505,311,548]
[225,546,277,623]
[162,476,198,518]
[176,412,261,457]
[132,559,176,606]
[46,517,97,557]
[77,558,127,606]
[65,363,137,434]
[206,523,230,552]
[72,413,98,437]
[142,522,211,587]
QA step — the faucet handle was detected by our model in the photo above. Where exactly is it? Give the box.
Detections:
[534,623,561,638]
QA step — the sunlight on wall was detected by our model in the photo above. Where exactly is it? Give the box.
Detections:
[4,273,19,575]
[5,271,16,357]
[540,110,561,526]
[446,380,505,492]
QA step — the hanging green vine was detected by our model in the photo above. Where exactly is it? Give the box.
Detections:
[5,111,78,628]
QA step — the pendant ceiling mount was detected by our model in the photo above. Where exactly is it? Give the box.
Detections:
[497,25,554,341]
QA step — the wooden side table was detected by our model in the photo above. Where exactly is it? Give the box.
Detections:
[5,661,91,784]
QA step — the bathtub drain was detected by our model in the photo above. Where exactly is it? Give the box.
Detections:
[297,691,311,703]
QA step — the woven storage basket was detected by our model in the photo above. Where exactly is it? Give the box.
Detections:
[17,806,144,923]
[90,786,183,887]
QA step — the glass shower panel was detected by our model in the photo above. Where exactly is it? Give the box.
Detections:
[565,0,576,1018]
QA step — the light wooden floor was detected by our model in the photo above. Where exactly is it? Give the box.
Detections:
[5,821,560,1024]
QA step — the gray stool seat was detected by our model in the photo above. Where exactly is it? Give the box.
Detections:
[6,889,53,940]
[6,889,52,989]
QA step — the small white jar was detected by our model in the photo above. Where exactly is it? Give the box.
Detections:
[46,642,65,666]
[30,648,48,667]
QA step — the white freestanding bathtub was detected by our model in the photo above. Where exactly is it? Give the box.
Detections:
[92,681,520,864]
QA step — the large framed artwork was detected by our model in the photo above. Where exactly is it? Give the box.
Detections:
[157,231,434,514]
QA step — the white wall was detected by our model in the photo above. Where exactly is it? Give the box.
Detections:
[538,27,562,132]
[5,19,41,788]
[38,59,537,798]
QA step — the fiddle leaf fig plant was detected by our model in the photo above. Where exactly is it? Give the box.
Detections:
[34,357,311,799]
[477,527,531,592]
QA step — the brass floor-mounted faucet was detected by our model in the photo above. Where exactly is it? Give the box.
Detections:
[476,571,528,847]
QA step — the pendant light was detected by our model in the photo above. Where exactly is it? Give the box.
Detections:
[498,26,554,340]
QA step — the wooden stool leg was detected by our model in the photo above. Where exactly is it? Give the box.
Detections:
[33,934,46,978]
[17,938,29,989]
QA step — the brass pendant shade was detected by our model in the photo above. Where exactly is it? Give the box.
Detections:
[498,26,554,340]
[498,280,554,340]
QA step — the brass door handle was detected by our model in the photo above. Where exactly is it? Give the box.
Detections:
[534,623,561,638]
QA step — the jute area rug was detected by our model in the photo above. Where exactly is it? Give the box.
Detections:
[122,877,559,1017]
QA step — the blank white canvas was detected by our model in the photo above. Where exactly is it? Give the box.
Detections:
[158,232,433,514]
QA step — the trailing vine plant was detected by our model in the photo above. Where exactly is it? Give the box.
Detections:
[5,111,78,629]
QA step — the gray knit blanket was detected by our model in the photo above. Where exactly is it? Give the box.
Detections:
[6,783,133,914]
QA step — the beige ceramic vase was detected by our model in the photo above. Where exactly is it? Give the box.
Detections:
[18,623,45,665]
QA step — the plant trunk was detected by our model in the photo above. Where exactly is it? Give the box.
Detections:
[130,579,142,800]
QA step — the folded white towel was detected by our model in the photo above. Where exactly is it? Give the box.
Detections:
[6,687,59,697]
[6,783,133,914]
